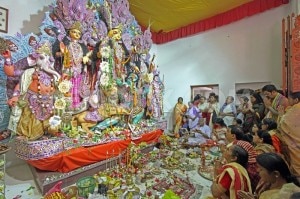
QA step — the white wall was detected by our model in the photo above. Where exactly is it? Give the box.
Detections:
[156,2,296,122]
[0,0,53,35]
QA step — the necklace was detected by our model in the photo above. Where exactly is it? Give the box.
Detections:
[68,41,83,76]
[28,68,54,120]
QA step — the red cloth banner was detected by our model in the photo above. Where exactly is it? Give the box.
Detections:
[27,129,163,172]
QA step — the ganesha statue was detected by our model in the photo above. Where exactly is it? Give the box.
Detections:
[11,42,61,140]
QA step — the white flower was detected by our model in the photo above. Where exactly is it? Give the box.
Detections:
[100,74,110,87]
[147,73,154,84]
[100,46,111,59]
[58,80,72,93]
[49,115,62,127]
[100,61,110,73]
[54,98,67,110]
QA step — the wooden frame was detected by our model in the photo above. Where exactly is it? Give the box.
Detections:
[235,81,270,106]
[190,84,219,101]
[0,7,8,33]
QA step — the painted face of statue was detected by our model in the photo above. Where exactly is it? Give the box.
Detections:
[69,29,82,41]
[6,40,18,52]
[154,75,160,82]
[108,28,122,41]
[44,28,56,37]
[36,53,50,68]
[140,53,147,62]
[29,36,38,47]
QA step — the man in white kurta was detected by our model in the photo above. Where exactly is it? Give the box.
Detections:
[188,118,211,145]
[219,96,237,127]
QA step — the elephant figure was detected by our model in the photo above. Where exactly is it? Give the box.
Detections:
[16,42,62,140]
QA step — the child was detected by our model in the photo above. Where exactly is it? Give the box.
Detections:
[232,118,243,127]
[179,115,189,137]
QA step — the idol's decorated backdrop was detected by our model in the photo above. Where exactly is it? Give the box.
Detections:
[0,0,165,143]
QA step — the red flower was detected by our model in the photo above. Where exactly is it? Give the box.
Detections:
[146,191,152,196]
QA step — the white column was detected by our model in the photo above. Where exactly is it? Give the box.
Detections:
[296,0,300,15]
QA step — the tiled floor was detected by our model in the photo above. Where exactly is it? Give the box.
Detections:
[6,166,43,199]
[3,141,43,198]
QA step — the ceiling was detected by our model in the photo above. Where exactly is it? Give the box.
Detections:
[128,0,253,33]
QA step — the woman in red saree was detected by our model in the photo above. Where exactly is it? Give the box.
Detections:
[261,118,282,153]
[211,145,252,199]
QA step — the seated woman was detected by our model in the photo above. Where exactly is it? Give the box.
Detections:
[211,144,252,199]
[251,133,275,198]
[253,130,275,154]
[226,126,260,191]
[232,118,243,128]
[251,123,261,135]
[219,96,237,127]
[179,115,189,136]
[238,152,300,199]
[261,118,282,153]
[212,118,227,144]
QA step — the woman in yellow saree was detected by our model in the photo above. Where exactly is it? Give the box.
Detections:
[173,97,187,137]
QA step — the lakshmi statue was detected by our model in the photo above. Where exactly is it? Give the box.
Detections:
[149,74,164,119]
[17,42,61,140]
[53,21,91,110]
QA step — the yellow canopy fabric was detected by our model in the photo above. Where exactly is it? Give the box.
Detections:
[129,0,253,33]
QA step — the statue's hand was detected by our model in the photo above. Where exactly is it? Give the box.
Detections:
[7,96,19,107]
[3,51,14,76]
[59,42,66,54]
[82,55,90,64]
[1,50,11,58]
[53,74,61,83]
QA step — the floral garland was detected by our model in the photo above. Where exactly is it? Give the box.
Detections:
[58,80,72,94]
[99,45,115,91]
